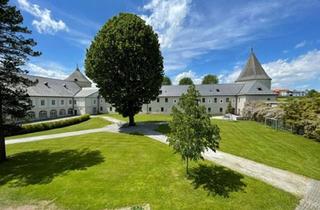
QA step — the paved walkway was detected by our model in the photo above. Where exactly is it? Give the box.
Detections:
[6,116,320,209]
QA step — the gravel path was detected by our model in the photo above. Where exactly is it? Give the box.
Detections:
[6,116,320,209]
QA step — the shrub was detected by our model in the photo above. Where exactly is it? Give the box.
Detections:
[5,114,90,137]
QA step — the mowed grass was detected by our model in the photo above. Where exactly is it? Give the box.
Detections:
[104,113,172,122]
[214,120,320,180]
[156,119,320,180]
[0,132,297,210]
[7,117,111,140]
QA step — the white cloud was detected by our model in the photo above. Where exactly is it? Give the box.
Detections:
[263,49,320,87]
[17,0,68,34]
[26,62,69,79]
[221,49,320,88]
[295,40,307,49]
[173,70,203,84]
[141,0,191,48]
[140,0,316,72]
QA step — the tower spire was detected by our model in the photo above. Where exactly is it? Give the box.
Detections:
[250,47,254,54]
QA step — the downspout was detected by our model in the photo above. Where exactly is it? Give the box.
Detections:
[97,94,100,114]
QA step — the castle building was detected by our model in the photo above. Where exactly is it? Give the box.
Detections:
[23,51,276,121]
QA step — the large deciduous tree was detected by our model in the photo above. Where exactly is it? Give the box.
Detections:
[85,13,163,126]
[0,0,40,162]
[168,85,220,174]
[179,77,193,85]
[202,74,219,84]
[162,76,172,85]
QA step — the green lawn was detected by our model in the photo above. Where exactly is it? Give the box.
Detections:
[0,132,297,210]
[104,113,172,122]
[7,117,111,140]
[156,119,320,180]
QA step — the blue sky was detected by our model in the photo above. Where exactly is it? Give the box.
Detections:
[12,0,320,90]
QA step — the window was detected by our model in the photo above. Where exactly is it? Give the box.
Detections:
[69,100,72,105]
[41,100,45,106]
[216,89,220,92]
[226,98,229,102]
[39,110,47,119]
[149,107,152,112]
[214,98,217,103]
[52,100,55,105]
[68,108,73,115]
[30,100,33,106]
[157,98,160,103]
[161,107,164,112]
[59,109,66,116]
[50,110,57,118]
[220,99,223,103]
[202,98,205,103]
[267,98,271,101]
[109,107,112,111]
[61,100,64,105]
[100,107,103,111]
[159,90,162,94]
[209,99,211,103]
[173,99,177,103]
[257,87,262,91]
[208,107,211,112]
[93,99,96,104]
[219,107,223,113]
[74,100,76,105]
[165,98,168,103]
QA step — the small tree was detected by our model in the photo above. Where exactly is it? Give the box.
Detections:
[226,101,234,114]
[202,74,219,84]
[168,85,220,174]
[179,77,193,85]
[162,76,172,85]
[85,13,163,126]
[0,0,40,162]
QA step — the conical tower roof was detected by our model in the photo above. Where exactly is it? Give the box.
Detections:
[65,66,91,84]
[235,49,271,82]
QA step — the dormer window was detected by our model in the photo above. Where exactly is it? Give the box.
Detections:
[257,87,262,91]
[63,84,67,88]
[216,89,220,92]
[74,78,78,82]
[44,82,48,86]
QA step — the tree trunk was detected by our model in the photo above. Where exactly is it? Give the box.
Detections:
[129,114,135,126]
[186,157,189,174]
[0,96,6,162]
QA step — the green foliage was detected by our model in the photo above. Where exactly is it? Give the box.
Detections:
[306,89,319,97]
[226,101,235,114]
[162,76,172,85]
[0,0,41,161]
[202,74,219,84]
[5,115,90,137]
[179,77,194,85]
[168,85,220,173]
[283,96,320,141]
[85,13,163,126]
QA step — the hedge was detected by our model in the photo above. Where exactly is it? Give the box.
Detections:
[5,114,90,137]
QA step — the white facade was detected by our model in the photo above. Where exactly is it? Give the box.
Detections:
[23,51,276,121]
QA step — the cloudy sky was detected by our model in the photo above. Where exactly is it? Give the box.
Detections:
[11,0,320,90]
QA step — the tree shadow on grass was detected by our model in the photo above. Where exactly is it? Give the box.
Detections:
[0,149,104,187]
[188,164,247,197]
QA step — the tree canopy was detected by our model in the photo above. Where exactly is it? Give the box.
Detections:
[0,0,41,161]
[162,76,172,85]
[85,13,163,126]
[168,85,220,174]
[179,77,194,85]
[202,74,219,84]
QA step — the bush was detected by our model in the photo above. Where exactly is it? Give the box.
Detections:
[5,114,90,137]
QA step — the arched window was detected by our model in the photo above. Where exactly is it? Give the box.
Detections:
[39,110,47,119]
[27,111,36,119]
[59,109,66,116]
[68,108,73,115]
[50,110,57,118]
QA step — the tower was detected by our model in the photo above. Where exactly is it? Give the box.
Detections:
[65,66,92,88]
[235,49,272,89]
